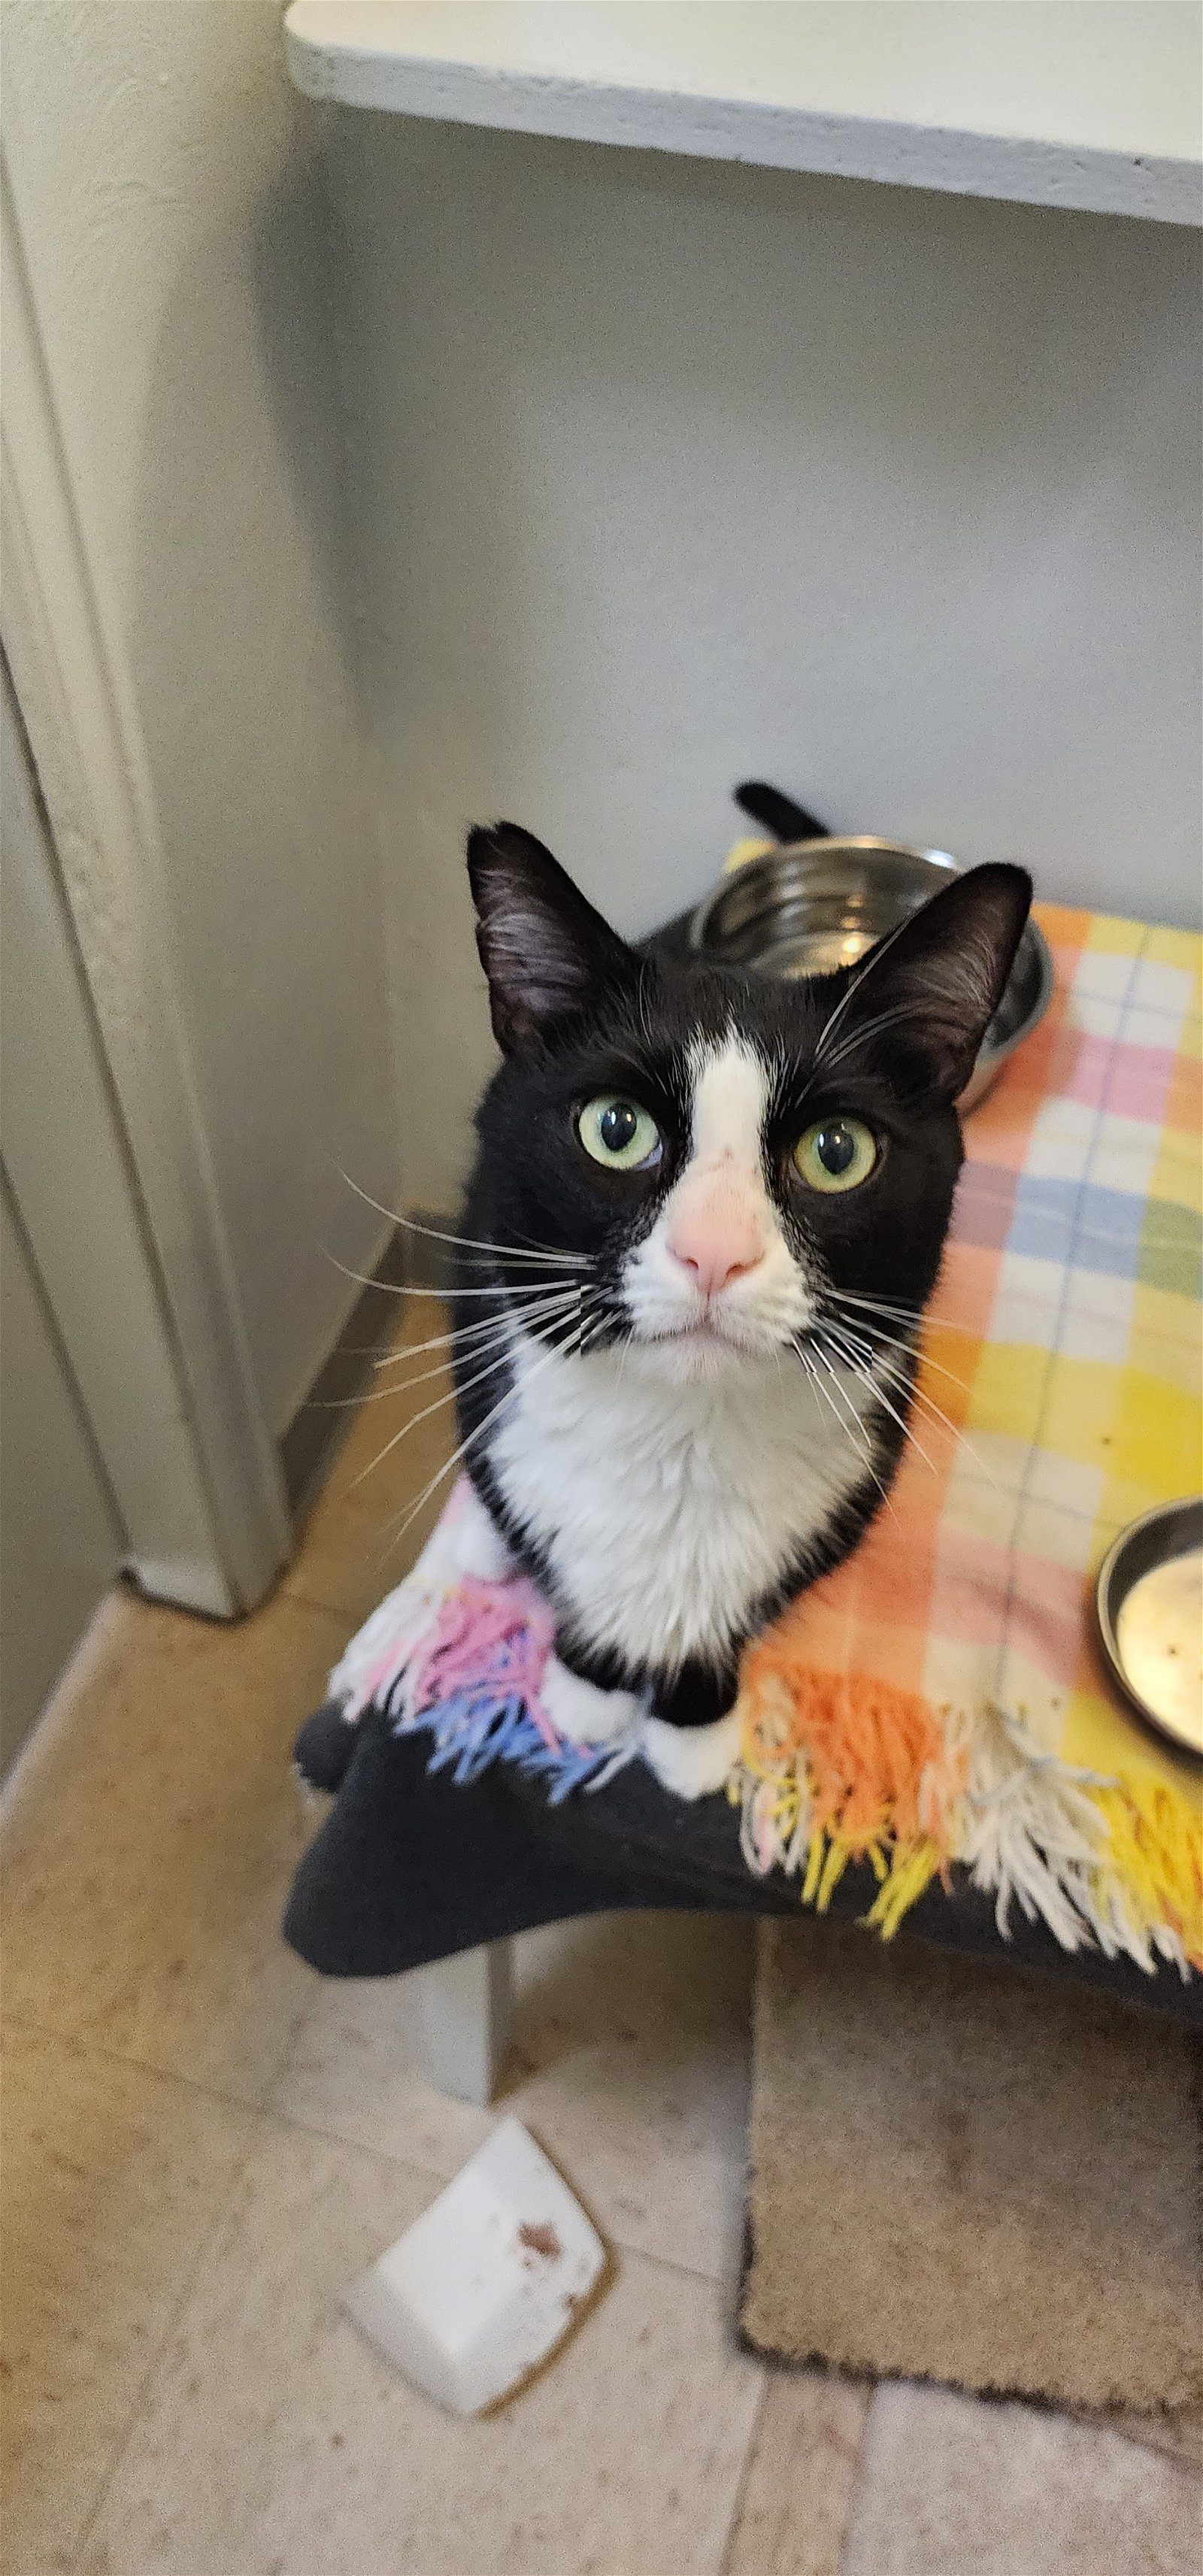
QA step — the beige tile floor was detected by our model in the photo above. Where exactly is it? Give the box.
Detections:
[3,1311,1199,2574]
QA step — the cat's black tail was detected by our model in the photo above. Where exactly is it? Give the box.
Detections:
[734,780,829,845]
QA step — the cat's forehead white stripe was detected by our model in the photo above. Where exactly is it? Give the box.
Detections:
[687,1037,769,1172]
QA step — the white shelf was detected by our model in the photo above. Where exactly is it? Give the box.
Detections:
[285,2,1201,224]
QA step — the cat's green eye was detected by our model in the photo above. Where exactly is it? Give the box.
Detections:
[792,1117,878,1194]
[577,1095,662,1173]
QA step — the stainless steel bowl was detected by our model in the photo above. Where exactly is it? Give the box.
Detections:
[689,836,1054,1111]
[1095,1497,1203,1762]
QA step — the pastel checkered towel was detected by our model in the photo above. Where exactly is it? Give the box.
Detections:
[329,905,1202,1982]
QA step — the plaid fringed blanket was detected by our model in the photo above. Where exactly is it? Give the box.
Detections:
[732,902,1202,1974]
[306,904,1202,1992]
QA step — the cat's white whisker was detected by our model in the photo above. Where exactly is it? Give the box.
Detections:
[829,1291,925,1316]
[372,1320,502,1371]
[377,1310,598,1564]
[805,905,919,1072]
[831,1289,979,1340]
[824,1317,943,1418]
[823,1319,1005,1498]
[446,1241,592,1270]
[825,1338,972,1499]
[349,1362,501,1487]
[823,1299,972,1397]
[370,1327,569,1381]
[814,1327,941,1480]
[320,1249,589,1303]
[372,1293,581,1374]
[334,1166,592,1269]
[801,1340,901,1523]
[381,1306,583,1386]
[805,1002,928,1089]
[798,1345,866,1467]
[821,1321,922,1417]
[350,1299,588,1491]
[311,1298,581,1411]
[816,1005,908,1065]
[868,1358,989,1480]
[805,1340,868,1454]
[803,1339,871,1462]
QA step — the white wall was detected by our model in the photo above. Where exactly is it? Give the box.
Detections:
[5,27,1197,1263]
[2,1,399,1436]
[327,114,1201,1208]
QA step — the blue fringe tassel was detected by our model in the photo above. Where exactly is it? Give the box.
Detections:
[387,1683,635,1803]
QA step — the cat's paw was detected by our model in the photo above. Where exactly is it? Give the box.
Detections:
[640,1710,741,1801]
[538,1656,644,1748]
[327,1481,512,1715]
[449,1485,515,1583]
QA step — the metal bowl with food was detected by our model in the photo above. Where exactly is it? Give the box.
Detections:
[689,831,1053,1112]
[1095,1498,1203,1761]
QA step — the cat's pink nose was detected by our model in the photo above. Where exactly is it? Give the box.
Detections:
[666,1198,765,1298]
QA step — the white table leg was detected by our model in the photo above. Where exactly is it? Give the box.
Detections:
[417,1939,513,2105]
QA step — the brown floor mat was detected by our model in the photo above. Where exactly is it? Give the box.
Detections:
[743,1917,1201,2440]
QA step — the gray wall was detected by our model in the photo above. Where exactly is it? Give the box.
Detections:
[0,1177,123,1773]
[329,114,1201,1208]
[3,1,401,1436]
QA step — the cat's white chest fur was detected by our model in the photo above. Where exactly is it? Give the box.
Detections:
[488,1327,867,1674]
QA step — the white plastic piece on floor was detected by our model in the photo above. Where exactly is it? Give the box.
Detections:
[342,2117,607,2414]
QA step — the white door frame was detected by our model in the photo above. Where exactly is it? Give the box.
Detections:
[1,151,290,1615]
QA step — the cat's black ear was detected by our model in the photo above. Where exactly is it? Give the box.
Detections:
[835,863,1032,1105]
[466,822,637,1053]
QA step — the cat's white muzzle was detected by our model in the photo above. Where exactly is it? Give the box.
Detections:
[620,1227,814,1378]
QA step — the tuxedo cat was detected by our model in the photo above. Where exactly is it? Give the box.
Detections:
[426,819,1029,1798]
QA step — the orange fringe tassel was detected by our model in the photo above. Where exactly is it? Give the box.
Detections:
[740,1646,966,1852]
[736,1647,971,1929]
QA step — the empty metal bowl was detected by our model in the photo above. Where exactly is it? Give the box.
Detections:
[689,836,1053,1110]
[1095,1497,1203,1760]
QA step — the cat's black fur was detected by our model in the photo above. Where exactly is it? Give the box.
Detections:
[450,811,1030,1729]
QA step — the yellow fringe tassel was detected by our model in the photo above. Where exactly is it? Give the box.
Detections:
[862,1837,944,1940]
[1092,1774,1203,1972]
[732,1650,1201,1972]
[777,1817,943,1938]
